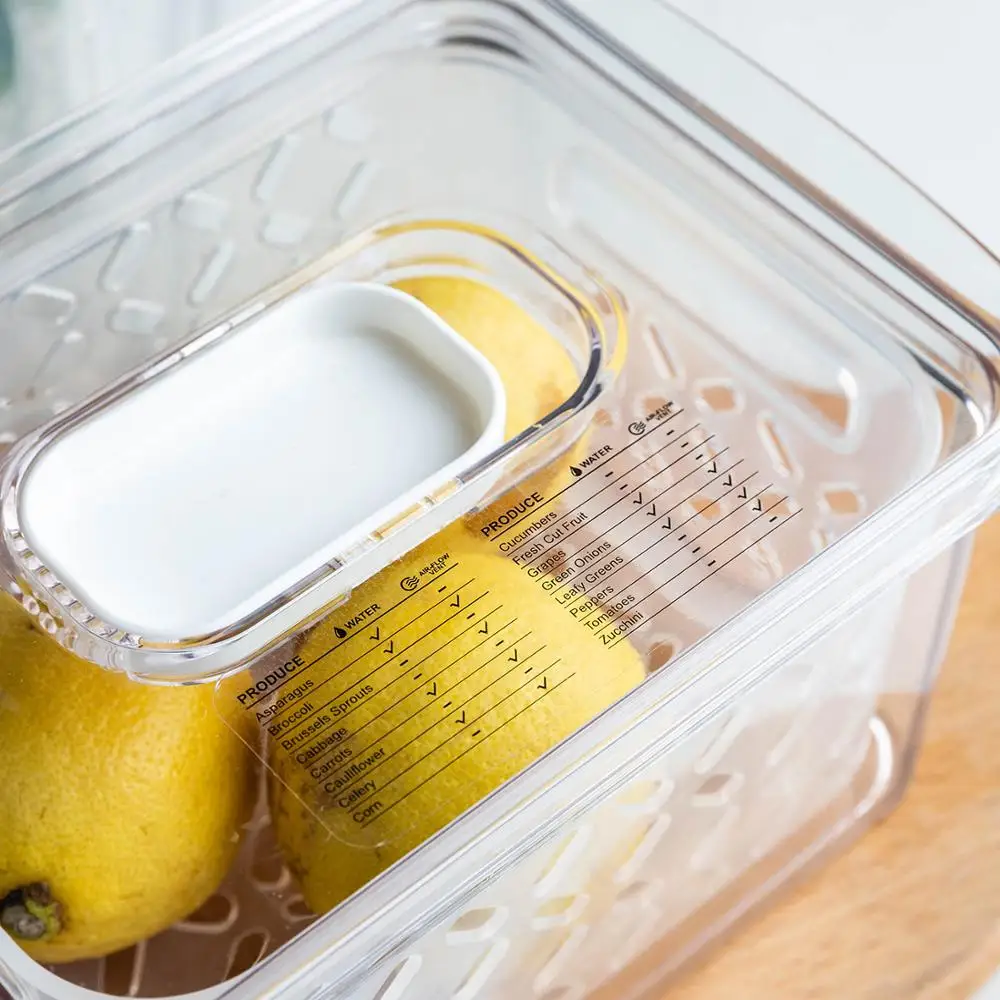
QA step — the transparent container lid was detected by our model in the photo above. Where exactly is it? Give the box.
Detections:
[0,220,622,680]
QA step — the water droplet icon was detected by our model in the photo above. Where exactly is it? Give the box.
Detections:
[334,626,347,639]
[570,465,582,478]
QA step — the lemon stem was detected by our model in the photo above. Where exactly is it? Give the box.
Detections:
[0,883,63,941]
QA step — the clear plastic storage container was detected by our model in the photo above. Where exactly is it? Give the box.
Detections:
[2,2,1000,1000]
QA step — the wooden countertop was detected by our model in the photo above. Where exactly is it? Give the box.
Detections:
[642,514,1000,1000]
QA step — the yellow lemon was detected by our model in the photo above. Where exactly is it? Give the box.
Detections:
[0,596,255,963]
[269,524,645,914]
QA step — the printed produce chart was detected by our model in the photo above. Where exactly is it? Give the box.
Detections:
[240,401,801,838]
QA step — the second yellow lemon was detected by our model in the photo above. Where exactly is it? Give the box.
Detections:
[393,276,580,442]
[269,525,644,914]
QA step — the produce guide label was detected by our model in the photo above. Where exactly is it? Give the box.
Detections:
[236,401,800,843]
[474,401,798,647]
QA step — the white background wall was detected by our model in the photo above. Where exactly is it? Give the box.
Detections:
[672,0,1000,255]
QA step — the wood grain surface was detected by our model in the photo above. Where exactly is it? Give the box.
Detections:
[630,515,1000,1000]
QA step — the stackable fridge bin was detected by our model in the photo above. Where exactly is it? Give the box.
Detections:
[1,3,1000,1000]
